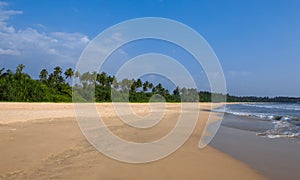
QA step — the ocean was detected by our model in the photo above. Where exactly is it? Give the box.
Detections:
[210,103,300,179]
[214,103,300,140]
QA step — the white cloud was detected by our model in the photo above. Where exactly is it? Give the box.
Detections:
[0,2,90,68]
[0,8,22,33]
[0,47,20,55]
[0,1,23,31]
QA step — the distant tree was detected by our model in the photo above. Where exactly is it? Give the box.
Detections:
[54,66,62,77]
[130,79,137,92]
[50,66,65,91]
[75,71,80,79]
[74,71,81,85]
[107,75,115,86]
[3,64,298,103]
[80,72,91,85]
[39,69,48,83]
[136,79,142,89]
[165,89,169,95]
[152,87,157,93]
[148,83,154,91]
[155,83,163,94]
[112,77,119,89]
[97,72,107,86]
[4,69,13,78]
[173,86,180,96]
[16,64,25,74]
[64,68,74,80]
[91,71,97,85]
[120,78,132,90]
[143,81,149,92]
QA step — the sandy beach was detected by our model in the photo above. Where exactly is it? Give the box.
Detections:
[0,102,265,180]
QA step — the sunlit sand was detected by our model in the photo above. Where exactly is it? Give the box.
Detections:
[0,103,265,179]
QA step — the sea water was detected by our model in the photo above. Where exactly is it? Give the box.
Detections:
[214,103,300,139]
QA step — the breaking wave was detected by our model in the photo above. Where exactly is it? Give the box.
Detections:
[216,103,300,139]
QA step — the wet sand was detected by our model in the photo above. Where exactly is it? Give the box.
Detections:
[211,113,300,180]
[0,103,265,180]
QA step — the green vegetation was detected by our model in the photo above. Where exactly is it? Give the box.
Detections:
[0,64,72,102]
[0,64,299,103]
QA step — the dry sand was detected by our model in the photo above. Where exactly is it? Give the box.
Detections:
[0,102,266,180]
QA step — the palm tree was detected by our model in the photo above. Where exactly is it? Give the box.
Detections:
[15,64,25,81]
[180,87,188,96]
[130,79,137,92]
[165,89,170,95]
[74,71,80,85]
[64,68,74,80]
[91,71,97,85]
[136,79,142,89]
[107,75,115,86]
[143,81,149,92]
[97,72,110,86]
[75,71,80,79]
[112,77,119,89]
[152,87,157,93]
[173,86,180,96]
[16,64,25,74]
[80,72,91,84]
[54,66,62,77]
[120,78,130,90]
[39,69,48,83]
[52,66,64,87]
[156,83,163,92]
[148,83,154,91]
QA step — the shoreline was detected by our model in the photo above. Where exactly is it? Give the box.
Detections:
[211,112,300,180]
[0,102,265,179]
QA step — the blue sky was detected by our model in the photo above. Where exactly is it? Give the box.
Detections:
[0,0,300,97]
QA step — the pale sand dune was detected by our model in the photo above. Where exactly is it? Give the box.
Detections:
[0,103,266,179]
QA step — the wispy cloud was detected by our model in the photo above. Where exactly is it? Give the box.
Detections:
[0,47,20,56]
[0,6,22,33]
[0,1,90,69]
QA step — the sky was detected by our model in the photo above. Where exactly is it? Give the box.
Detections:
[0,0,300,97]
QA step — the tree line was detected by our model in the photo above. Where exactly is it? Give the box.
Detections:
[0,64,298,102]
